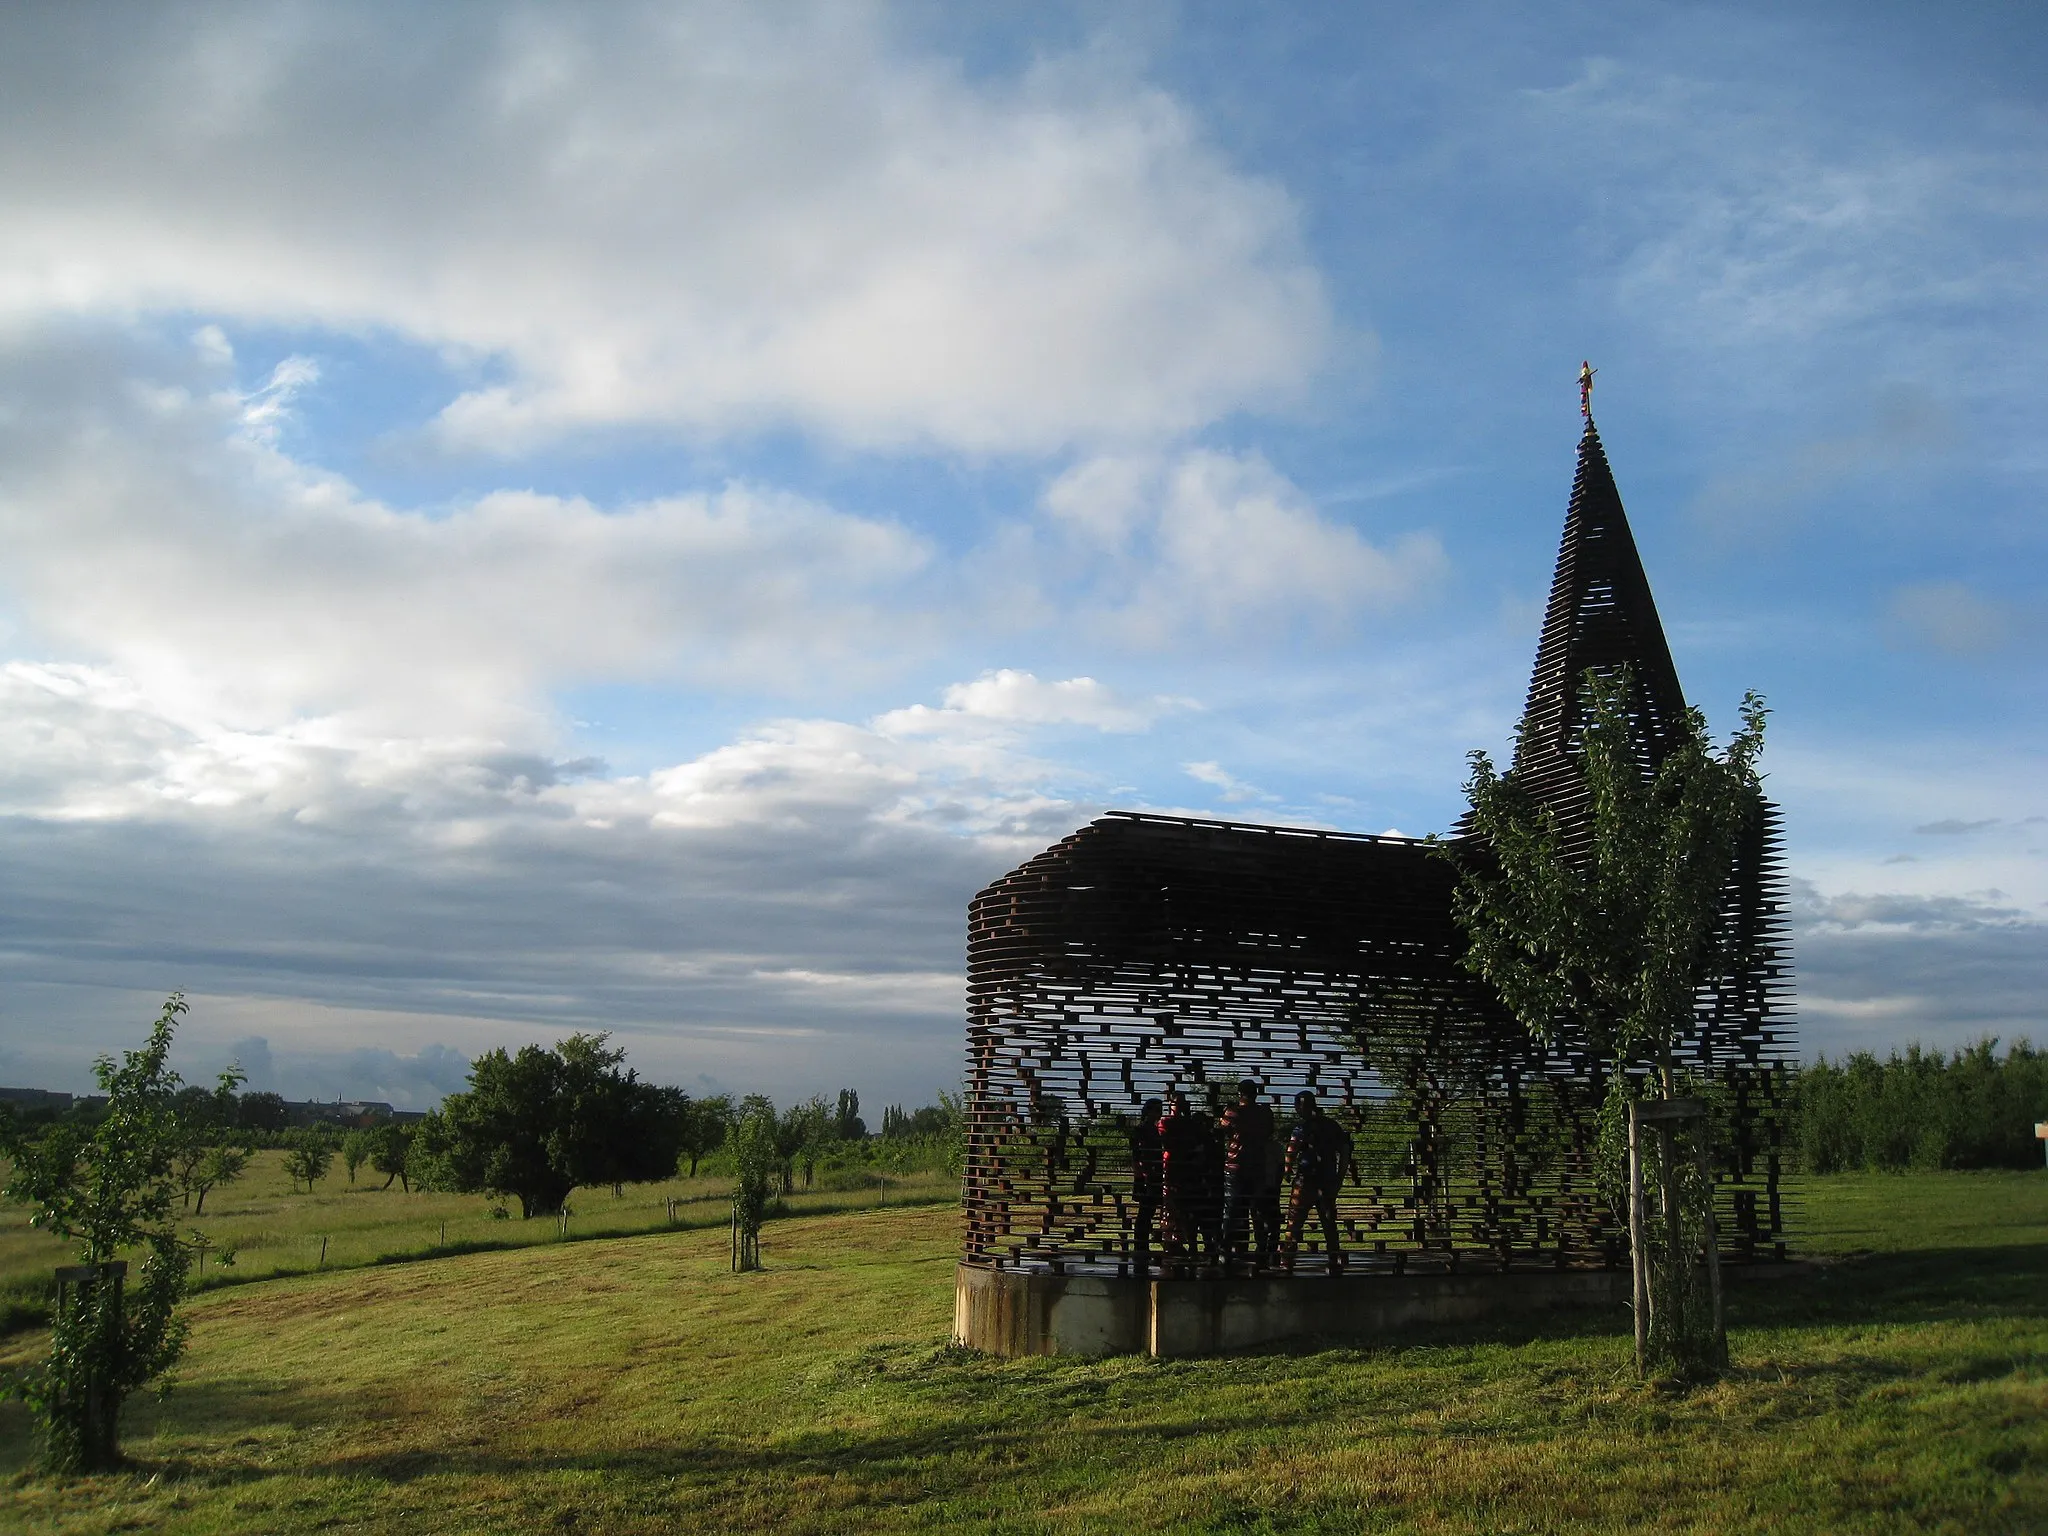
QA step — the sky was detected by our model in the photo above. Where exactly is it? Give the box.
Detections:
[0,0,2042,1111]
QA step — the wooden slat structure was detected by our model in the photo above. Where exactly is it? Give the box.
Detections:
[961,421,1794,1279]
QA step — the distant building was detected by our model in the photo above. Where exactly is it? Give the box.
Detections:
[283,1098,397,1128]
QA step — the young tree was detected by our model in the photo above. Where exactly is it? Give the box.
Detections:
[1443,668,1766,1379]
[186,1143,248,1217]
[369,1122,415,1191]
[739,1093,793,1194]
[171,1064,248,1210]
[776,1097,832,1192]
[281,1128,335,1194]
[728,1106,778,1272]
[339,1129,373,1185]
[677,1095,730,1178]
[0,995,210,1470]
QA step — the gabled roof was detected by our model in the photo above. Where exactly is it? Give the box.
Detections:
[1512,420,1689,813]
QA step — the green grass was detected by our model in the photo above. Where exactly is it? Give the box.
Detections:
[2,1172,2044,1533]
[0,1149,957,1325]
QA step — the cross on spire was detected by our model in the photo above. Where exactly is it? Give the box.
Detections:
[1579,360,1596,420]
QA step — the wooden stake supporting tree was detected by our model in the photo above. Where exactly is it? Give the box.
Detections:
[1628,1098,1726,1376]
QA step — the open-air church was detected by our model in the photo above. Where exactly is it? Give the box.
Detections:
[955,408,1796,1357]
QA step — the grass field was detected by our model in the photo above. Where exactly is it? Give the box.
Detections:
[2,1171,2044,1533]
[0,1149,957,1324]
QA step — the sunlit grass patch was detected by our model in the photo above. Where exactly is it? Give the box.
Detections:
[1,1176,2043,1532]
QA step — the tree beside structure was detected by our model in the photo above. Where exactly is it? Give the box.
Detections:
[1441,418,1780,1378]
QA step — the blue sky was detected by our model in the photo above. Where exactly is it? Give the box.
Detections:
[0,1,2041,1108]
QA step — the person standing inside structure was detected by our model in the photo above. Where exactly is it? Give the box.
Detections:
[1254,1112,1286,1268]
[1160,1089,1224,1273]
[1218,1078,1276,1270]
[1281,1089,1353,1276]
[1129,1097,1164,1277]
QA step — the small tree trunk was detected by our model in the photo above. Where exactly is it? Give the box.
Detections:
[1627,1102,1649,1377]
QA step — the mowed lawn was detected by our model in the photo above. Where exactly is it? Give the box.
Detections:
[0,1149,959,1305]
[2,1173,2044,1534]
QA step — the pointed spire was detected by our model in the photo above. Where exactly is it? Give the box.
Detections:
[1513,418,1689,811]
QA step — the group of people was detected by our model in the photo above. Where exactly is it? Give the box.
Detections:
[1129,1080,1356,1277]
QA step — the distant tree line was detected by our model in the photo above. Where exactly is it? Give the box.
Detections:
[1792,1038,2048,1174]
[11,1031,2043,1204]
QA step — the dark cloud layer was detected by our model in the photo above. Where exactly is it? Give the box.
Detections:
[1790,881,2048,1057]
[0,802,1023,1107]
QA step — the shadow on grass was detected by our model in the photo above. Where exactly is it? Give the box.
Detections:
[1735,1243,2048,1331]
[26,1238,2041,1506]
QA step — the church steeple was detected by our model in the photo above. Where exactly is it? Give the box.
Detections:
[1512,417,1689,813]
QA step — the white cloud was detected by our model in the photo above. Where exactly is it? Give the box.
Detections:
[0,3,1327,454]
[1033,448,1445,645]
[1182,759,1271,804]
[235,354,321,445]
[0,330,931,744]
[1152,451,1442,633]
[1887,581,2014,657]
[1042,453,1159,543]
[875,669,1185,737]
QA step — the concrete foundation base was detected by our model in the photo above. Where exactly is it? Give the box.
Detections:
[954,1262,1632,1357]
